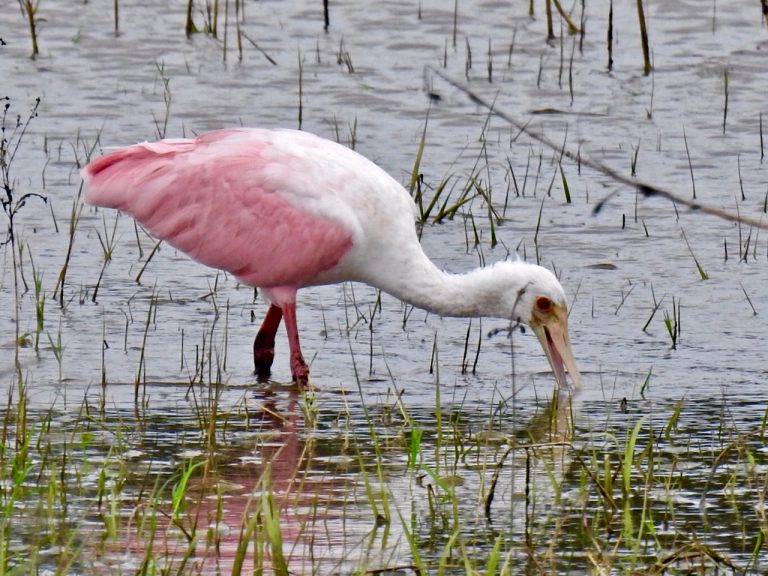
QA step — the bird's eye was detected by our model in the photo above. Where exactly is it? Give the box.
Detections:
[535,296,552,313]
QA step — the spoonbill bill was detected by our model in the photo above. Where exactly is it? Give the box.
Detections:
[83,128,581,388]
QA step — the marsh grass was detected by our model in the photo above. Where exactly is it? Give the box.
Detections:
[297,48,303,130]
[682,127,696,200]
[53,184,82,307]
[0,350,766,575]
[636,0,652,75]
[92,214,119,303]
[739,281,758,315]
[607,0,614,71]
[2,97,45,373]
[663,296,681,349]
[336,38,354,73]
[152,61,172,140]
[18,0,40,58]
[723,68,730,134]
[27,249,44,351]
[681,229,709,280]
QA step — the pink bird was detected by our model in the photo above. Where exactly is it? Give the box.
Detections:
[83,128,581,388]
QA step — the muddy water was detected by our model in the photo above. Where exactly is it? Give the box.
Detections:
[1,0,767,572]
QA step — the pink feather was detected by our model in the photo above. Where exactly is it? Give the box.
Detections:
[84,128,354,290]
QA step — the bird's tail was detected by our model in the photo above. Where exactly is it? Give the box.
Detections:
[81,139,194,210]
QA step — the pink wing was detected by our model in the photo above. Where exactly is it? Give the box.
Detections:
[82,129,354,289]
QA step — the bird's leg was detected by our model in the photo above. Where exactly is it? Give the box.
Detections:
[281,301,310,386]
[254,304,283,380]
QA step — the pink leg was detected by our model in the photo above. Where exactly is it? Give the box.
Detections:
[254,304,283,379]
[281,301,310,386]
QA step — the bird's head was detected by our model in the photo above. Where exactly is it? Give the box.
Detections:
[493,261,582,389]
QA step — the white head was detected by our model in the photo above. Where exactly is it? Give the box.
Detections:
[365,255,582,389]
[486,261,582,389]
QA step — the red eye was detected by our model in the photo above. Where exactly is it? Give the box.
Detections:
[535,296,552,312]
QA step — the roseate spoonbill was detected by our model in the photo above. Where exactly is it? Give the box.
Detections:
[83,128,581,388]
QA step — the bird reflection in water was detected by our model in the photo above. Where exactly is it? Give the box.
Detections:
[100,388,367,574]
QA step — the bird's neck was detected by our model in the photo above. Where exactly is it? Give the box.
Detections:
[374,254,512,319]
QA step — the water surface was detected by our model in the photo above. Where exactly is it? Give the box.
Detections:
[1,0,767,572]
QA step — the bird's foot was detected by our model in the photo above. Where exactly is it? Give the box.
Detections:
[254,347,275,382]
[254,332,276,381]
[254,366,272,382]
[290,357,310,387]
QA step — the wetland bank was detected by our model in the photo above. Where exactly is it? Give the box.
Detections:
[1,1,768,573]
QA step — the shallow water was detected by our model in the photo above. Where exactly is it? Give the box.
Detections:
[1,0,767,573]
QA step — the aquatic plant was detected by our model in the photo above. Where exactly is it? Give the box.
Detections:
[17,0,40,58]
[1,97,45,373]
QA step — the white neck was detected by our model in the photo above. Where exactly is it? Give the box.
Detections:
[365,251,523,319]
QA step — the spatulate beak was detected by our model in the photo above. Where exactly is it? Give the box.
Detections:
[532,311,582,390]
